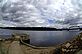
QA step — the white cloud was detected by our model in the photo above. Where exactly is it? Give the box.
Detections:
[0,0,82,28]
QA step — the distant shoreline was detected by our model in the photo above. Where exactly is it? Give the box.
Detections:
[0,27,82,31]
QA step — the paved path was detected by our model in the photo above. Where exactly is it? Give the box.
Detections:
[8,41,24,54]
[0,41,7,54]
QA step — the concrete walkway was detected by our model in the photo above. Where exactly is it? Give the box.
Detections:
[8,41,24,54]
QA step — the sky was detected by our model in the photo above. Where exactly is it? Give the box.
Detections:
[0,0,82,28]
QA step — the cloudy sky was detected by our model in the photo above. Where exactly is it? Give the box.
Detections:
[0,0,82,28]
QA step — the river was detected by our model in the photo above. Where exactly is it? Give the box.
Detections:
[0,29,82,47]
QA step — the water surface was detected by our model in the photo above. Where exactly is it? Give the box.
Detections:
[0,29,81,47]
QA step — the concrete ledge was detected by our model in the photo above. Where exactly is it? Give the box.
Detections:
[20,39,54,49]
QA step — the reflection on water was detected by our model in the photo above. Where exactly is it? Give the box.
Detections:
[0,29,81,47]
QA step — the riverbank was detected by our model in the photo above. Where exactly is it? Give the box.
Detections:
[0,32,82,54]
